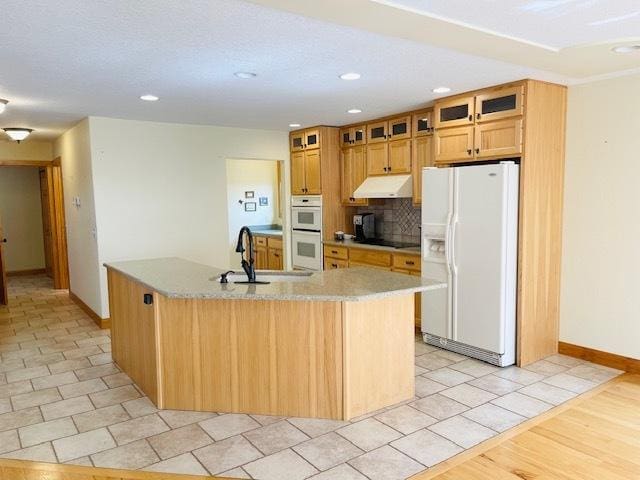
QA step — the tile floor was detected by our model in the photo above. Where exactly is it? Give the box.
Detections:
[0,275,623,480]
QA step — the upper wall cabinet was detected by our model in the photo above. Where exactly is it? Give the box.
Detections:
[366,115,412,144]
[412,110,434,137]
[434,96,475,128]
[290,128,321,152]
[340,125,366,148]
[475,86,524,123]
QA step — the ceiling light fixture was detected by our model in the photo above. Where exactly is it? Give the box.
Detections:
[0,99,7,114]
[234,72,257,79]
[140,94,159,101]
[289,123,301,128]
[432,87,451,94]
[340,72,361,80]
[611,45,640,54]
[347,108,362,114]
[3,128,33,143]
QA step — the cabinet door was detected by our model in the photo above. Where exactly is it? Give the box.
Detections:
[340,128,353,148]
[303,150,322,194]
[391,268,421,328]
[366,142,389,175]
[412,135,434,205]
[475,86,524,123]
[352,125,366,146]
[304,128,320,150]
[367,120,388,144]
[324,258,349,270]
[474,118,523,159]
[341,147,368,205]
[255,246,268,270]
[434,126,474,164]
[434,96,475,128]
[388,139,412,174]
[413,110,434,137]
[290,131,305,152]
[291,151,306,194]
[388,115,411,141]
[268,248,283,270]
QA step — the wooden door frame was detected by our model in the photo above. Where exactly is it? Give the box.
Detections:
[0,158,69,290]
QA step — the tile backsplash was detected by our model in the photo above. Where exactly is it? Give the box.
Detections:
[356,198,421,244]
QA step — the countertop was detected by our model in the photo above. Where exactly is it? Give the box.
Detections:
[251,229,283,238]
[324,238,421,255]
[104,257,443,302]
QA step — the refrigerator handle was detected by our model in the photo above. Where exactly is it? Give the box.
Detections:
[444,213,453,274]
[450,216,459,276]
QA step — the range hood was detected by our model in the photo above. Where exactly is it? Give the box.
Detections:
[353,174,413,199]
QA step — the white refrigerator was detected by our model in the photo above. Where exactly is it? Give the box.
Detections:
[421,162,519,366]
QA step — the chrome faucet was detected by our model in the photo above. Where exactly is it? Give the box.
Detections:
[234,226,269,284]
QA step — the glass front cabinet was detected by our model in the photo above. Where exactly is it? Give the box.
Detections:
[475,86,524,123]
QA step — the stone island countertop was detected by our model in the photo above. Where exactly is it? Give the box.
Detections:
[104,257,444,302]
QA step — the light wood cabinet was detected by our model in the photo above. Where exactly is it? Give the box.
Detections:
[434,126,474,164]
[340,125,366,148]
[324,258,348,270]
[475,86,524,123]
[323,244,348,260]
[255,245,268,269]
[391,267,422,328]
[434,96,475,128]
[388,115,412,141]
[290,128,321,152]
[349,248,392,268]
[388,139,412,174]
[474,118,523,159]
[341,146,368,205]
[291,150,322,194]
[366,142,389,175]
[268,248,283,270]
[412,135,434,205]
[412,110,434,137]
[367,120,389,144]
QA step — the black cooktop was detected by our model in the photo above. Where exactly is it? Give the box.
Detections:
[355,238,420,249]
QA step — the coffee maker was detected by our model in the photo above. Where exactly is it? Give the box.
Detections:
[353,213,375,241]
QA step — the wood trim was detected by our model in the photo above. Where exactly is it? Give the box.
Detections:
[559,341,640,374]
[0,458,232,479]
[0,159,53,167]
[410,373,630,479]
[69,290,111,329]
[7,268,46,276]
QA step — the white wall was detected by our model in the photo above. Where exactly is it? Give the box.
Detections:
[53,119,102,315]
[0,167,45,271]
[87,117,289,318]
[226,158,281,265]
[561,73,640,360]
[0,140,53,161]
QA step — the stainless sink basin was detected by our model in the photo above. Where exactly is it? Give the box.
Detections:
[215,271,313,284]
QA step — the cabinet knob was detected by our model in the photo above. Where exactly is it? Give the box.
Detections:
[143,293,153,305]
[467,149,472,156]
[331,263,338,268]
[475,148,480,154]
[468,115,473,121]
[406,260,415,265]
[476,113,481,120]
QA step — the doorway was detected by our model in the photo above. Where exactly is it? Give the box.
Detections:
[0,158,69,305]
[225,158,287,270]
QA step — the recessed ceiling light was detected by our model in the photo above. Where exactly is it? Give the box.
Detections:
[0,99,7,114]
[432,87,451,94]
[340,72,361,80]
[3,127,33,143]
[234,72,257,79]
[289,123,301,128]
[611,45,640,54]
[347,108,362,114]
[140,94,159,101]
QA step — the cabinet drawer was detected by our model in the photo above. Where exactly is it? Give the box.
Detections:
[392,254,420,272]
[267,237,282,249]
[324,258,348,270]
[349,248,392,267]
[349,261,391,271]
[255,236,267,247]
[324,245,349,260]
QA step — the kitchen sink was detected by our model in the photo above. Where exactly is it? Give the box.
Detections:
[215,271,313,284]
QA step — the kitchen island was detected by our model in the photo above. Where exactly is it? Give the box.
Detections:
[104,257,444,420]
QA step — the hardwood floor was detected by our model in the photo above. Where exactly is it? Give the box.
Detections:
[1,374,637,480]
[413,373,640,479]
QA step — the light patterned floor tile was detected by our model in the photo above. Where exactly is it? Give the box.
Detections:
[337,418,402,452]
[309,463,368,479]
[0,442,58,462]
[146,452,209,476]
[157,409,217,429]
[89,384,140,408]
[41,395,94,421]
[422,367,474,387]
[439,383,497,407]
[428,415,496,448]
[91,438,159,469]
[566,364,622,384]
[19,417,78,447]
[72,404,131,433]
[491,392,553,418]
[518,382,577,405]
[415,377,447,397]
[493,366,545,385]
[32,371,78,390]
[243,449,318,480]
[375,405,437,435]
[0,430,20,454]
[287,417,349,438]
[59,378,107,399]
[349,445,424,480]
[468,374,523,395]
[0,406,43,431]
[52,428,116,462]
[108,413,170,445]
[193,435,262,474]
[462,403,526,432]
[293,432,363,471]
[410,393,468,420]
[524,359,568,377]
[244,420,309,456]
[199,413,260,441]
[542,373,598,393]
[392,428,463,467]
[0,380,33,400]
[147,423,213,460]
[448,359,500,377]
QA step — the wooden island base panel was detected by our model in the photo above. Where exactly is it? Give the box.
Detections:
[105,259,438,420]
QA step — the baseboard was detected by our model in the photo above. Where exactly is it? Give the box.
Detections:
[559,341,640,374]
[7,268,47,277]
[69,291,111,329]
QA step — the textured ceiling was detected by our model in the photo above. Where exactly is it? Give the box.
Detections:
[0,0,617,141]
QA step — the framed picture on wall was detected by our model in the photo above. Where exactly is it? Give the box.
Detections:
[244,202,256,212]
[259,197,268,206]
[245,191,254,199]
